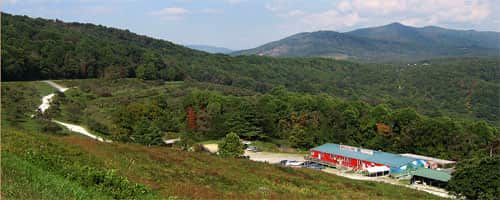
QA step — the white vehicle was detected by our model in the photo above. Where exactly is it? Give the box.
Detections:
[280,160,304,167]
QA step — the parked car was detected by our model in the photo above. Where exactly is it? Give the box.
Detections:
[245,145,260,152]
[280,160,304,167]
[301,162,325,170]
[237,155,250,159]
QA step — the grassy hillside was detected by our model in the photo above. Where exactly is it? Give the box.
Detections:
[2,125,445,199]
[1,82,445,199]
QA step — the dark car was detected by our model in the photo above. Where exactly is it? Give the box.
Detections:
[301,162,325,170]
[280,160,288,166]
[237,155,250,159]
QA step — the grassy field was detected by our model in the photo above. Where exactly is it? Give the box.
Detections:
[2,120,444,199]
[1,80,445,199]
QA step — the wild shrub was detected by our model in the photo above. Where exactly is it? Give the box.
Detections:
[39,119,66,135]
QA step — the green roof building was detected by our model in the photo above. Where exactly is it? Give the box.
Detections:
[411,168,452,188]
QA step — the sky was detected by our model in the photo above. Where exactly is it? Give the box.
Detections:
[2,0,499,50]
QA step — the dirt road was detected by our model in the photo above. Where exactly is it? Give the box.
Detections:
[53,120,107,142]
[38,93,55,113]
[42,80,68,92]
[244,151,307,164]
[38,81,109,143]
[202,144,219,153]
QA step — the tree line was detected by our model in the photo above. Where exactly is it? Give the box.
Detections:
[2,13,498,124]
[87,85,497,162]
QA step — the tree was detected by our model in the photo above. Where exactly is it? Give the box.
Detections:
[218,132,243,157]
[447,156,500,200]
[136,63,157,80]
[289,124,314,149]
[131,118,164,145]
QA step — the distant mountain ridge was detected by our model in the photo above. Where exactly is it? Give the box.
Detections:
[2,13,498,124]
[233,23,500,62]
[187,44,233,54]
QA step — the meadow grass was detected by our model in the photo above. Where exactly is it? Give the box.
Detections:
[2,120,444,200]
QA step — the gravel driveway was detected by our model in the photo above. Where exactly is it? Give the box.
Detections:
[244,151,307,164]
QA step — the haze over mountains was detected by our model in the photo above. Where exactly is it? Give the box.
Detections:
[2,11,499,200]
[234,23,500,62]
[186,44,234,54]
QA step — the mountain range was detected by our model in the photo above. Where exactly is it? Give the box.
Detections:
[186,44,234,54]
[234,23,500,62]
[2,13,498,124]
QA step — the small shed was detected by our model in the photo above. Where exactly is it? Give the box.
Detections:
[411,168,452,188]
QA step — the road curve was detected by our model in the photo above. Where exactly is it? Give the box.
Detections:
[39,80,110,143]
[42,80,68,92]
[53,120,106,142]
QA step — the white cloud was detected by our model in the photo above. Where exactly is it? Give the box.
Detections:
[265,4,279,12]
[301,10,362,30]
[344,0,490,24]
[351,0,405,15]
[277,9,305,18]
[292,0,492,31]
[150,7,189,21]
[287,9,304,17]
[336,0,352,13]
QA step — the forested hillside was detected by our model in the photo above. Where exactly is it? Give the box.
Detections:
[3,82,450,200]
[3,79,497,162]
[1,13,499,124]
[234,22,500,61]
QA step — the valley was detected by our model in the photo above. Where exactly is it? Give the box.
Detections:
[1,80,446,199]
[1,10,499,200]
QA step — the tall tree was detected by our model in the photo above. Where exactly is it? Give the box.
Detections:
[448,156,500,200]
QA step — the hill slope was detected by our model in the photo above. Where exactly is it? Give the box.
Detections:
[1,13,499,124]
[234,23,500,61]
[0,82,444,199]
[187,44,233,54]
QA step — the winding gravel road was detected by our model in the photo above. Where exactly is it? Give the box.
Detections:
[38,81,109,142]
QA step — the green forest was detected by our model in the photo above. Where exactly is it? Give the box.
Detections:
[2,12,500,199]
[2,13,499,125]
[3,79,497,162]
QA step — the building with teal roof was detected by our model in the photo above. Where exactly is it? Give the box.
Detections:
[411,168,452,188]
[310,143,423,176]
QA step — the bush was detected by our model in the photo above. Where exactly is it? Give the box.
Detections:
[40,120,66,135]
[448,156,500,200]
[76,167,150,199]
[218,132,244,157]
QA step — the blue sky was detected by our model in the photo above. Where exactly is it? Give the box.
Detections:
[3,0,499,50]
